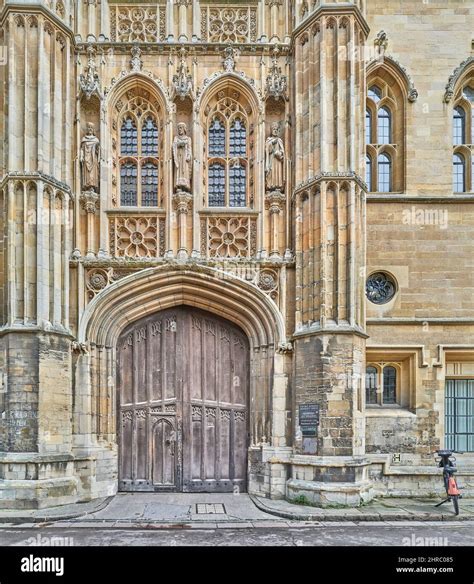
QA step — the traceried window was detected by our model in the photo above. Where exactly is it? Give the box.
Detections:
[365,364,400,407]
[113,90,161,207]
[205,91,252,208]
[366,68,406,193]
[452,84,474,193]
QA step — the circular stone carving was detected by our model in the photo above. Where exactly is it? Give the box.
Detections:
[130,231,144,245]
[258,270,276,292]
[88,270,108,291]
[222,232,235,245]
[366,272,397,305]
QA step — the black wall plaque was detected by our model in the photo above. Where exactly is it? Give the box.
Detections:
[299,403,319,437]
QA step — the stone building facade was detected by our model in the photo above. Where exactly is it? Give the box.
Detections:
[1,0,474,509]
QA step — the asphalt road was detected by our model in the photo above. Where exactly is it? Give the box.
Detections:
[0,523,473,546]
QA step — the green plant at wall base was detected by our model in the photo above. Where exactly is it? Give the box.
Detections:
[291,494,312,506]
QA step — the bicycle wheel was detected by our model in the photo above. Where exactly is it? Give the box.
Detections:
[452,496,459,516]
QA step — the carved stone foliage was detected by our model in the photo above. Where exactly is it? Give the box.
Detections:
[201,5,257,43]
[265,47,287,101]
[109,215,166,258]
[256,269,279,301]
[85,267,139,299]
[201,216,257,259]
[111,5,166,42]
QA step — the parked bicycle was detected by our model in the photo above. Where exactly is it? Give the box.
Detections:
[434,449,462,516]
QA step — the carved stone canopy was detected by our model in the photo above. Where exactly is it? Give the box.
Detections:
[79,44,101,100]
[172,47,193,100]
[265,46,287,101]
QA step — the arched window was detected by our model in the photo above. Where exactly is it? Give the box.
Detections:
[365,109,372,144]
[383,366,397,404]
[113,89,161,207]
[377,153,391,192]
[453,107,466,145]
[366,69,406,193]
[453,153,465,193]
[365,366,378,405]
[377,106,391,144]
[365,155,372,191]
[205,91,252,208]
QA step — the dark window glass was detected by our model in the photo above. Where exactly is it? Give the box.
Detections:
[445,379,474,452]
[366,155,372,192]
[366,366,378,405]
[208,162,225,206]
[141,161,159,206]
[377,106,391,144]
[229,163,246,207]
[229,118,247,157]
[209,118,226,156]
[377,153,391,192]
[121,117,138,155]
[142,116,159,156]
[453,107,466,146]
[366,109,372,144]
[453,153,465,193]
[120,161,138,206]
[368,85,382,103]
[383,366,397,404]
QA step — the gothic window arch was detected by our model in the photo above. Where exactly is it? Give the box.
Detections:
[366,66,406,193]
[204,88,254,208]
[452,81,474,192]
[112,88,162,207]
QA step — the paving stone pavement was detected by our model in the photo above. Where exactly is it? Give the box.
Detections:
[1,493,473,527]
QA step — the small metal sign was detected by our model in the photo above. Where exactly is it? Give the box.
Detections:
[299,403,319,437]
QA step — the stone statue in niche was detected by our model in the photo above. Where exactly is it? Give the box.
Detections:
[80,122,100,192]
[265,122,285,192]
[173,122,193,192]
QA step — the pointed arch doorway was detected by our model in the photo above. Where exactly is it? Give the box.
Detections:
[117,306,250,493]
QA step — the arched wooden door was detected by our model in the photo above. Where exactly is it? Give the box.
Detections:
[117,306,249,492]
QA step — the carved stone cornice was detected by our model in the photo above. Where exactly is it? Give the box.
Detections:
[80,190,100,214]
[0,171,72,194]
[293,172,368,199]
[0,5,75,42]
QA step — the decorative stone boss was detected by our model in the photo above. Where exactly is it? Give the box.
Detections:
[265,122,285,192]
[80,122,101,192]
[173,122,193,192]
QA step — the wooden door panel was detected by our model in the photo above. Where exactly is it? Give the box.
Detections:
[118,306,249,493]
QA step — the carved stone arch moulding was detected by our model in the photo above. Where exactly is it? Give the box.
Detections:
[367,55,419,103]
[196,72,264,116]
[444,56,474,103]
[78,264,287,350]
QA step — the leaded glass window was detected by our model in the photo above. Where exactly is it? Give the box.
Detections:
[377,106,391,144]
[207,105,249,207]
[141,161,158,206]
[453,153,465,193]
[209,118,226,156]
[377,153,391,192]
[453,107,465,146]
[383,366,397,404]
[208,162,225,207]
[117,106,160,206]
[365,366,378,405]
[229,163,246,207]
[142,117,159,156]
[229,118,246,156]
[121,117,138,155]
[120,160,138,206]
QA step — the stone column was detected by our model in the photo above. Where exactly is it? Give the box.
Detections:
[290,4,371,507]
[265,190,286,258]
[80,190,100,258]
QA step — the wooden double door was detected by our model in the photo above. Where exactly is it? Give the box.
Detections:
[117,306,249,492]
